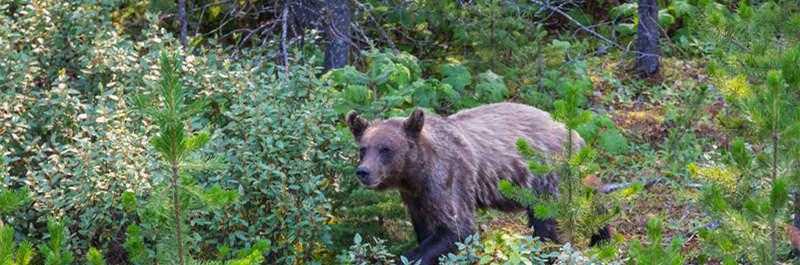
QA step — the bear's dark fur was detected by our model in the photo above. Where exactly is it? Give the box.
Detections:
[346,103,592,264]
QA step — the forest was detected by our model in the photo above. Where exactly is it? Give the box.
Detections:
[1,0,800,264]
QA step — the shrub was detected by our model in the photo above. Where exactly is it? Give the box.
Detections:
[336,234,396,265]
[0,1,348,263]
[439,233,551,265]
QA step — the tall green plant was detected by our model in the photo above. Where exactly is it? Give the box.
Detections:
[134,51,211,265]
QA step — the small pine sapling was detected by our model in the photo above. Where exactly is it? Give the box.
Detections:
[38,218,74,265]
[131,50,244,265]
[499,79,639,248]
[86,247,106,265]
[628,217,685,265]
[0,188,33,265]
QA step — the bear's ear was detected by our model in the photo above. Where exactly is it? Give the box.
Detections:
[346,111,369,140]
[404,108,425,139]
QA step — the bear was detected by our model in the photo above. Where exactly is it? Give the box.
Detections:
[346,102,601,265]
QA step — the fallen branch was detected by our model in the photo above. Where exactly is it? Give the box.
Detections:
[599,177,661,194]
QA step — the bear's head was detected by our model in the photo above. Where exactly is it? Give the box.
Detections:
[345,109,425,189]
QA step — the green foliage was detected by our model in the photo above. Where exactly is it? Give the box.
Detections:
[609,0,696,41]
[628,218,685,265]
[439,233,551,265]
[86,247,106,265]
[0,188,29,216]
[689,5,800,260]
[38,219,74,265]
[0,224,35,265]
[336,234,396,265]
[326,50,472,115]
[134,51,206,265]
[576,116,629,156]
[123,225,147,265]
[1,0,798,264]
[362,0,549,90]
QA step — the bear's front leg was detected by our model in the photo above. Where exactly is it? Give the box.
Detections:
[400,227,462,265]
[527,208,560,243]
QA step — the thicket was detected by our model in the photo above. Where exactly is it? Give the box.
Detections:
[1,1,346,263]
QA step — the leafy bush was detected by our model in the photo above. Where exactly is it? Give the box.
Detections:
[336,234,396,265]
[360,0,549,90]
[439,233,550,265]
[326,49,511,116]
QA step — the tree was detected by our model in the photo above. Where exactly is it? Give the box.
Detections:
[177,0,188,47]
[324,0,352,70]
[635,0,660,77]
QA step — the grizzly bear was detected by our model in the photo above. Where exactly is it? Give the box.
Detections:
[346,102,598,265]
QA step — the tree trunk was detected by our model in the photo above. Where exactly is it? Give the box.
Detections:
[178,0,189,47]
[323,0,351,70]
[635,0,660,77]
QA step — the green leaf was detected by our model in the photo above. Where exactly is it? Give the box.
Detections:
[610,3,637,19]
[323,66,369,86]
[658,10,676,27]
[615,23,636,35]
[389,64,412,87]
[669,0,696,18]
[203,184,239,208]
[533,202,558,219]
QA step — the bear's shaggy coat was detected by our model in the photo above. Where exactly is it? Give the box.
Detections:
[346,103,584,265]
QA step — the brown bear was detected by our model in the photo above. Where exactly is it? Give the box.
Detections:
[346,102,594,265]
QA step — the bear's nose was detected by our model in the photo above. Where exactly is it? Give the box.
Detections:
[356,167,370,181]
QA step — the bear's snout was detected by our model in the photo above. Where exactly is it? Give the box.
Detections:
[356,166,376,186]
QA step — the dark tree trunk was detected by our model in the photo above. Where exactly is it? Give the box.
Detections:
[178,0,188,47]
[635,0,660,77]
[323,0,351,70]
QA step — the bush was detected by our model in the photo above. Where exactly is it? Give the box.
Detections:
[0,1,349,263]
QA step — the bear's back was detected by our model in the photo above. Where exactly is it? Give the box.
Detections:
[440,102,582,210]
[447,102,581,155]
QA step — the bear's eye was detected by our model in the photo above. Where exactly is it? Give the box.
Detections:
[379,147,391,155]
[379,147,393,161]
[359,147,367,159]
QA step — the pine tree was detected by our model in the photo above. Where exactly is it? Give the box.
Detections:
[499,79,639,247]
[0,188,34,265]
[695,46,800,264]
